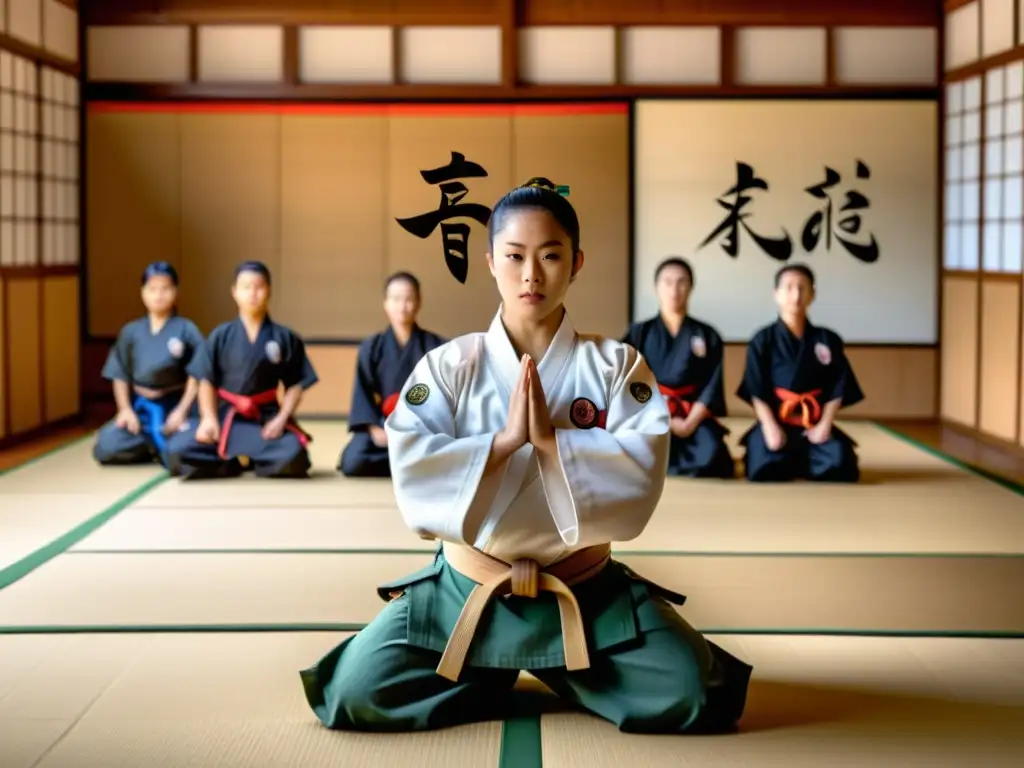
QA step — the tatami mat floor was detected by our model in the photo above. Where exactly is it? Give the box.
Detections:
[0,419,1022,767]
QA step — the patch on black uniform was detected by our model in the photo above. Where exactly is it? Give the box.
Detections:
[405,383,430,406]
[630,382,653,403]
[570,397,599,429]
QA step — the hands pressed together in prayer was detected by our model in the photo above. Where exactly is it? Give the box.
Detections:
[495,354,555,460]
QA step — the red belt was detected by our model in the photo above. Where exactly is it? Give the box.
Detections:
[381,392,399,418]
[659,384,698,419]
[216,388,311,460]
[775,388,822,429]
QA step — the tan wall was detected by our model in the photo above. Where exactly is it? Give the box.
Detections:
[85,102,630,341]
[940,273,1023,446]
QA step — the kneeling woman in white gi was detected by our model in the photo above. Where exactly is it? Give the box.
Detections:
[299,177,753,734]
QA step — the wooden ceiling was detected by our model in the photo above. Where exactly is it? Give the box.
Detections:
[84,0,941,27]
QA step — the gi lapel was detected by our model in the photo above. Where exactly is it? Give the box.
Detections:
[239,316,274,393]
[536,310,576,398]
[483,308,524,398]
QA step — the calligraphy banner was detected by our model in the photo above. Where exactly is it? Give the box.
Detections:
[633,100,938,344]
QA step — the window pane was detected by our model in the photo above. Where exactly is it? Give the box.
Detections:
[964,110,982,142]
[962,181,981,220]
[986,67,1005,103]
[1003,174,1022,218]
[985,137,1004,174]
[1008,62,1024,98]
[962,222,980,269]
[947,81,965,114]
[946,181,963,221]
[1007,98,1024,135]
[986,104,1005,137]
[1006,136,1024,173]
[944,223,962,268]
[947,114,963,145]
[983,221,1003,270]
[1002,221,1023,272]
[965,76,983,110]
[963,142,982,179]
[985,177,1003,219]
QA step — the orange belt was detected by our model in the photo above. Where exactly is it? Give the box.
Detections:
[775,388,822,429]
[216,388,311,459]
[381,392,399,418]
[658,384,698,419]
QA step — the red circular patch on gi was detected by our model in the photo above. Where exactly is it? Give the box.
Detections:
[570,397,598,429]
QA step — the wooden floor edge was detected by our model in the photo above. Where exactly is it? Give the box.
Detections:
[0,414,93,472]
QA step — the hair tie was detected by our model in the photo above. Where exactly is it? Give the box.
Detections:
[521,177,570,197]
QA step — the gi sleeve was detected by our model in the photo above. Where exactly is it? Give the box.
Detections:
[347,337,383,431]
[186,325,219,385]
[735,326,772,405]
[821,332,865,408]
[385,342,496,543]
[180,320,207,369]
[280,331,318,390]
[101,323,134,383]
[537,343,670,547]
[696,328,728,417]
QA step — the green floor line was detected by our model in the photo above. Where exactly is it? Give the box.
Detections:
[873,422,1024,497]
[0,472,170,591]
[0,624,1021,639]
[0,433,93,477]
[0,622,367,635]
[499,716,543,768]
[63,547,1024,559]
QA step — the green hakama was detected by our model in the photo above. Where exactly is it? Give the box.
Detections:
[300,548,752,734]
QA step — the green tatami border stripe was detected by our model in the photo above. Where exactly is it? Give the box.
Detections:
[873,422,1024,497]
[63,548,1024,559]
[0,472,169,591]
[0,433,93,477]
[500,717,543,768]
[1,624,1022,639]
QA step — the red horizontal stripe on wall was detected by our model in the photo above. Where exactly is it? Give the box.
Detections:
[86,102,629,117]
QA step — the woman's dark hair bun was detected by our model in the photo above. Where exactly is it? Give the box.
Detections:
[488,175,580,253]
[521,176,558,192]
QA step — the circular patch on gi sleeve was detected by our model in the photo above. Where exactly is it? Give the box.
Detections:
[570,397,599,429]
[629,382,653,403]
[405,383,430,406]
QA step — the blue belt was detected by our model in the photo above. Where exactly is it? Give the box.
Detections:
[133,396,169,457]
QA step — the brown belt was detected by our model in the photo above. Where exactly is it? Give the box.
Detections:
[435,541,612,682]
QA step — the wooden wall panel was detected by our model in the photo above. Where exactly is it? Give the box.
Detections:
[289,344,358,416]
[723,345,937,421]
[178,113,280,331]
[277,113,387,338]
[86,111,181,336]
[940,274,980,427]
[511,106,629,338]
[0,276,5,440]
[978,279,1021,442]
[385,110,512,337]
[5,277,42,435]
[42,274,79,422]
